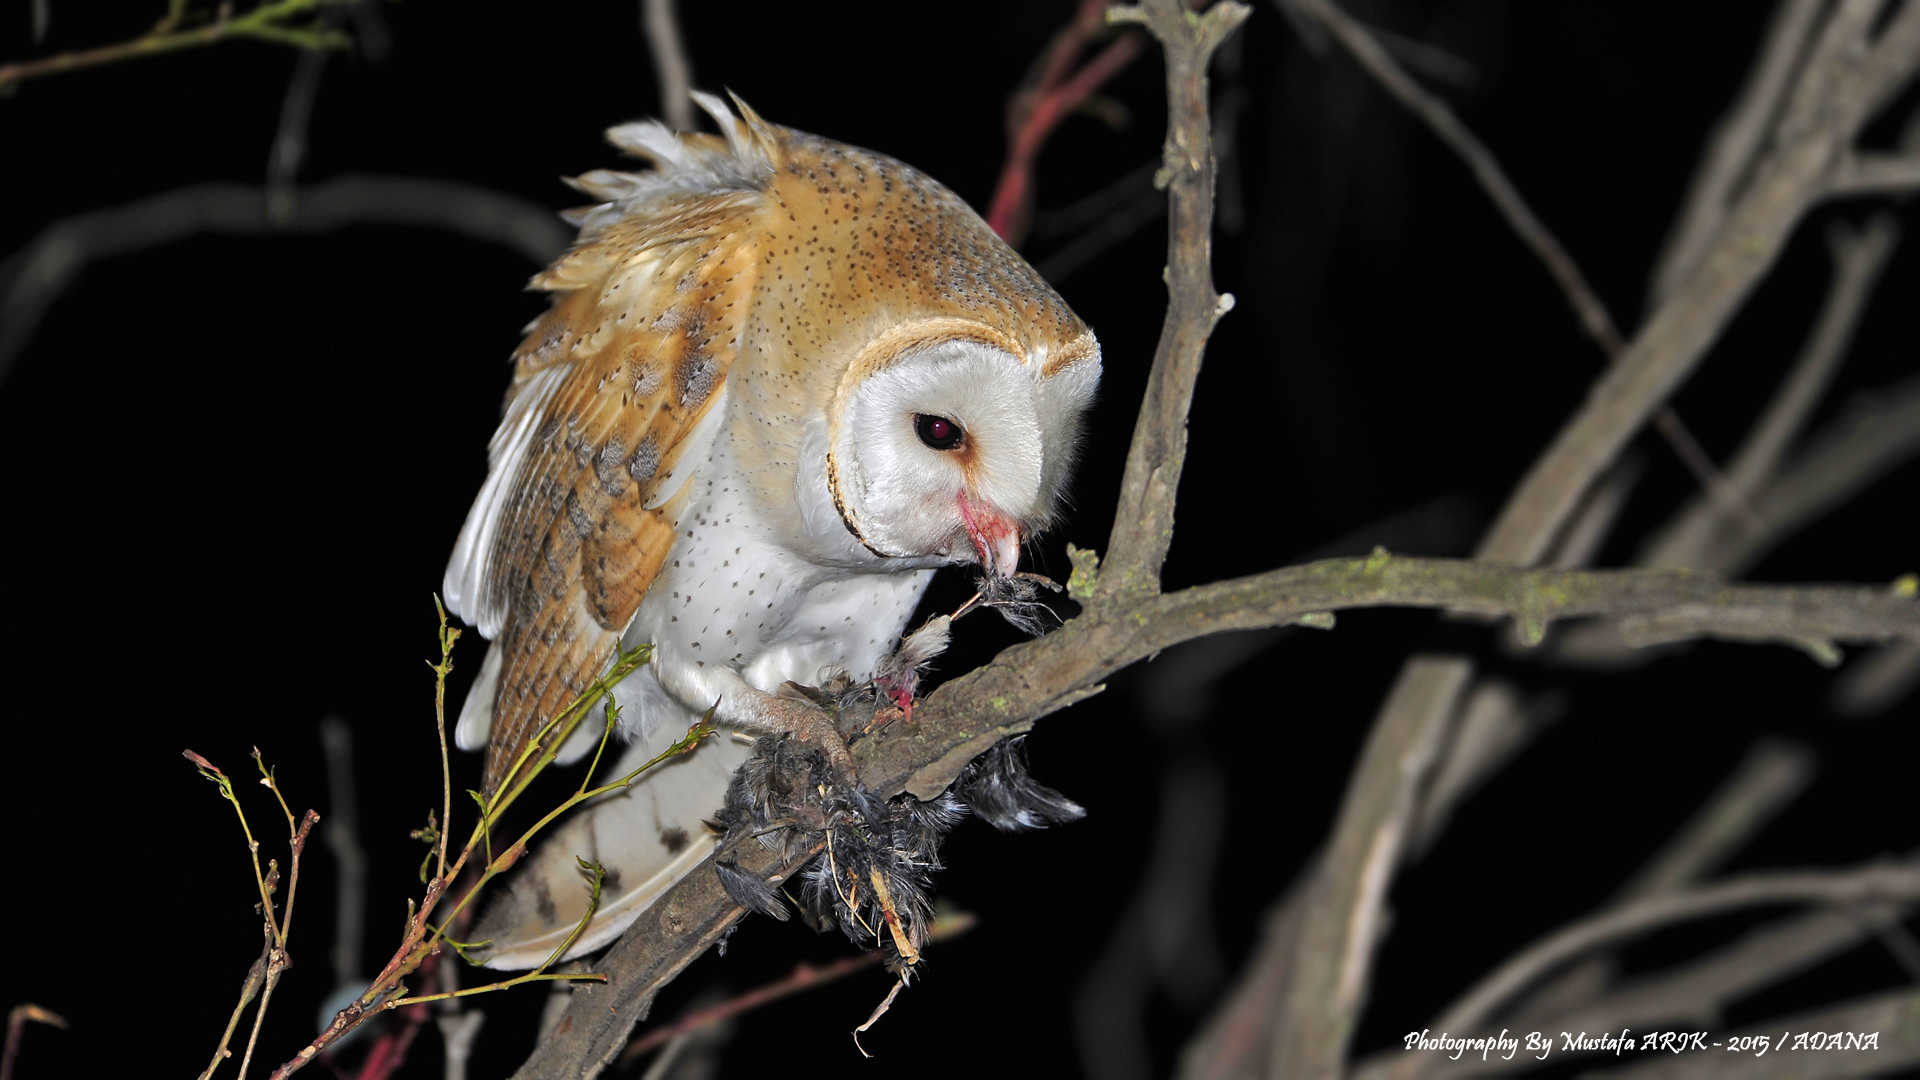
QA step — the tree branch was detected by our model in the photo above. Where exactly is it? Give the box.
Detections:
[1479,1,1920,567]
[1579,987,1920,1080]
[1650,0,1825,307]
[513,552,1919,1077]
[1097,0,1252,601]
[1356,905,1913,1080]
[1645,214,1900,572]
[1276,0,1762,532]
[639,0,695,132]
[0,176,571,387]
[0,0,353,92]
[1390,860,1920,1080]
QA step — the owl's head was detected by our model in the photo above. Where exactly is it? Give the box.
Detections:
[578,92,1102,577]
[826,322,1100,577]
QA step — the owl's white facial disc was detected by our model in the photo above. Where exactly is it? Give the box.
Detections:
[827,338,1091,575]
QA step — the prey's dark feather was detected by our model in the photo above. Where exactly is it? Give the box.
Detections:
[715,857,789,921]
[958,735,1087,832]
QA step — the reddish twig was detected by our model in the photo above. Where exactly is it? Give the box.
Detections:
[986,0,1146,244]
[619,912,978,1067]
[1,1005,66,1080]
[349,950,438,1080]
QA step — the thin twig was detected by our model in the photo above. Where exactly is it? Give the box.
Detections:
[265,0,345,216]
[1354,905,1912,1080]
[319,718,367,992]
[1577,987,1920,1080]
[0,0,353,92]
[275,644,684,1078]
[1278,0,1761,532]
[987,0,1146,245]
[1,1005,67,1080]
[1,176,571,387]
[640,0,695,131]
[1447,739,1816,1070]
[619,911,976,1067]
[1476,1,1920,567]
[1626,741,1817,901]
[1396,860,1920,1079]
[1645,214,1901,571]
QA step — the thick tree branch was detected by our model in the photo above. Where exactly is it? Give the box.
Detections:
[1189,6,1920,1072]
[1097,0,1251,601]
[1650,0,1826,306]
[515,553,1919,1077]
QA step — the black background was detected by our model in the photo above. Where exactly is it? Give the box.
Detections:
[2,2,1916,1078]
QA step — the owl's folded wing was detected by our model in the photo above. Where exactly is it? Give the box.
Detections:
[444,169,766,795]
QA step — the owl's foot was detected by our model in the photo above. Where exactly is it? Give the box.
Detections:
[755,693,856,776]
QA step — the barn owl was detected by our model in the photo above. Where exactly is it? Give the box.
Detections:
[443,92,1101,968]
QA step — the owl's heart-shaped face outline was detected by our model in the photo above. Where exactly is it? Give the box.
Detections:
[822,328,1097,577]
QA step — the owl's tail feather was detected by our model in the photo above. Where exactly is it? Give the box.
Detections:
[466,718,754,970]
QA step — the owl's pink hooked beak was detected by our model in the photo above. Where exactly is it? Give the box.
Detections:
[958,494,1022,579]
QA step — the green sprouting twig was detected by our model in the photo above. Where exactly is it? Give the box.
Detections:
[429,596,459,887]
[0,0,355,94]
[578,700,623,795]
[187,747,319,1080]
[391,859,613,1010]
[252,749,297,840]
[483,642,654,818]
[422,710,718,958]
[271,622,679,1078]
[186,750,280,942]
[195,947,267,1080]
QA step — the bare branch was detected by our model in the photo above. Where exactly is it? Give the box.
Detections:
[1356,903,1912,1080]
[1179,873,1312,1080]
[0,176,570,387]
[1578,987,1920,1079]
[516,551,1919,1078]
[1276,0,1758,531]
[1097,0,1252,601]
[987,0,1146,245]
[1267,656,1469,1080]
[1394,860,1920,1078]
[640,0,695,132]
[318,718,368,994]
[0,0,354,92]
[1646,214,1901,571]
[1832,637,1920,715]
[1410,679,1563,857]
[1830,149,1920,196]
[1626,740,1817,902]
[1692,380,1920,578]
[1651,0,1825,306]
[2,1005,67,1080]
[1277,0,1620,353]
[1479,2,1919,567]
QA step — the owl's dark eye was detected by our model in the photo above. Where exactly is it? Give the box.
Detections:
[915,413,965,451]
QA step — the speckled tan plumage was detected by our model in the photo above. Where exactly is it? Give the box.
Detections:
[462,98,1097,796]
